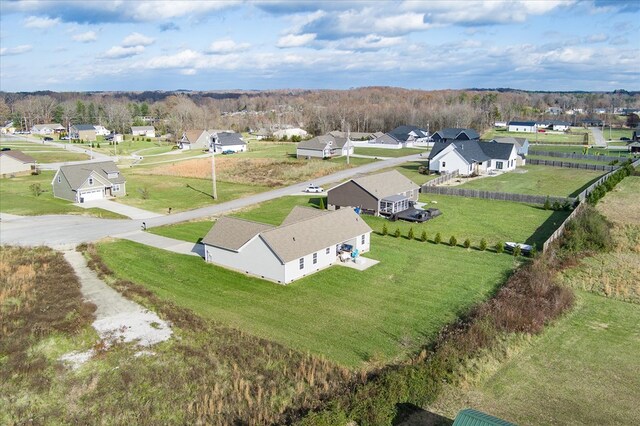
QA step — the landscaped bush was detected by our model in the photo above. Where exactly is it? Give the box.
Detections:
[434,233,442,244]
[393,228,401,238]
[420,231,427,242]
[449,235,457,247]
[495,242,504,253]
[318,197,325,210]
[381,223,388,236]
[408,227,415,240]
[479,238,488,251]
[513,245,522,257]
[464,238,471,249]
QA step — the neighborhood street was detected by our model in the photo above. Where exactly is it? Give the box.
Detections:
[589,126,606,147]
[0,153,423,248]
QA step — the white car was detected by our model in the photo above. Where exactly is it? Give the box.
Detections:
[304,184,324,193]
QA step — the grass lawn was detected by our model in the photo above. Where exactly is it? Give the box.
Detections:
[530,144,634,158]
[115,170,271,214]
[604,128,634,141]
[93,138,174,156]
[240,141,296,158]
[456,165,605,197]
[393,160,438,185]
[29,151,90,163]
[354,147,425,157]
[483,129,589,144]
[136,149,206,165]
[96,236,516,367]
[0,172,124,218]
[527,154,610,166]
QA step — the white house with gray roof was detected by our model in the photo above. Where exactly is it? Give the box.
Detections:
[51,161,126,203]
[31,123,65,135]
[428,140,519,175]
[211,131,247,153]
[202,206,372,284]
[131,126,156,137]
[296,133,353,159]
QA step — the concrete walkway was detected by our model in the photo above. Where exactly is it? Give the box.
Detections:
[62,250,172,347]
[74,199,163,220]
[590,127,606,147]
[115,230,204,257]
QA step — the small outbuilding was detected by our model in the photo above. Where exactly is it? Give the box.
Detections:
[452,408,515,426]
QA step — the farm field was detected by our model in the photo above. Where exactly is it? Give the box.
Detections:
[0,171,124,218]
[96,235,516,368]
[483,129,589,144]
[354,147,425,157]
[456,165,604,197]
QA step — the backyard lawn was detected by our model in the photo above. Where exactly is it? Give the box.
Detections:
[483,129,589,144]
[456,165,604,197]
[394,160,439,185]
[28,151,90,163]
[354,147,425,157]
[96,236,516,368]
[530,144,634,158]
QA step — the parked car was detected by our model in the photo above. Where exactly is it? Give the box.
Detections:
[222,149,235,155]
[304,184,324,193]
[505,242,533,255]
[1,147,11,151]
[43,136,53,141]
[60,136,70,140]
[621,137,630,141]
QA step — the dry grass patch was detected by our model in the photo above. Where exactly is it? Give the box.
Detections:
[146,157,348,186]
[596,176,640,225]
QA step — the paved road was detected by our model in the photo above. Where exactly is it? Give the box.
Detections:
[0,153,423,247]
[590,127,606,147]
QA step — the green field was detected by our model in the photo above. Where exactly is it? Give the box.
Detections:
[354,147,425,157]
[530,144,633,158]
[527,154,610,166]
[97,236,515,367]
[457,165,604,197]
[603,128,634,141]
[483,129,589,144]
[393,160,438,185]
[0,172,124,218]
[28,151,90,163]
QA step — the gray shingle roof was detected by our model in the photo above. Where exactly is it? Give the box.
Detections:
[281,205,330,226]
[57,161,125,189]
[429,140,516,163]
[508,121,537,126]
[298,133,349,150]
[201,217,274,250]
[215,132,245,146]
[0,150,36,163]
[373,133,401,145]
[432,128,480,140]
[345,170,419,199]
[491,137,527,149]
[389,125,428,141]
[72,124,97,131]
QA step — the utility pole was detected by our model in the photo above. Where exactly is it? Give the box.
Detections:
[211,141,218,199]
[346,123,350,165]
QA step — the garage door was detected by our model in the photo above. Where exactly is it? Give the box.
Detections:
[79,188,104,202]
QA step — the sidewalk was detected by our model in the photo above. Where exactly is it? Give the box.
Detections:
[115,230,204,257]
[74,199,163,220]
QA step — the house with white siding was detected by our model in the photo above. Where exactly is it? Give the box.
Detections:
[428,140,519,175]
[31,123,65,135]
[202,206,372,284]
[131,126,156,137]
[507,121,538,133]
[177,129,212,150]
[296,133,353,159]
[210,131,247,153]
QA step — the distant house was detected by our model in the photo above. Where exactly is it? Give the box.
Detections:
[628,142,640,153]
[369,125,429,148]
[581,118,604,127]
[494,121,508,128]
[0,150,36,177]
[539,120,571,131]
[508,121,538,133]
[178,130,211,150]
[251,128,271,140]
[131,126,156,137]
[1,121,16,134]
[211,131,247,153]
[327,170,420,216]
[52,161,126,203]
[202,206,372,284]
[296,133,353,159]
[428,140,519,175]
[430,128,480,142]
[633,126,640,142]
[491,136,529,157]
[546,106,563,115]
[70,124,98,141]
[31,123,64,135]
[273,127,308,139]
[94,125,110,136]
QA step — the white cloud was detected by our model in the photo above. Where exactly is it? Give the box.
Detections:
[73,31,97,43]
[349,35,404,50]
[277,33,316,48]
[126,1,241,21]
[180,68,197,75]
[103,45,145,59]
[24,15,61,29]
[0,45,33,56]
[207,39,251,54]
[122,32,155,47]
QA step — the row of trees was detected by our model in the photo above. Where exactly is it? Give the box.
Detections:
[1,88,638,139]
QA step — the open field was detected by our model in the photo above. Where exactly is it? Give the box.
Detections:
[0,171,125,218]
[603,128,635,141]
[456,165,604,197]
[240,141,295,158]
[483,129,589,144]
[27,151,90,163]
[354,147,425,157]
[96,236,515,368]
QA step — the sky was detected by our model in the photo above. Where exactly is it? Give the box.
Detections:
[0,0,639,92]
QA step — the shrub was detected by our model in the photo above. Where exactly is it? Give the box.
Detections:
[318,197,325,210]
[562,204,613,253]
[449,235,457,247]
[495,242,504,253]
[479,238,488,251]
[434,232,442,244]
[529,244,538,258]
[408,227,415,240]
[417,165,429,175]
[463,238,471,249]
[147,138,151,142]
[420,231,427,242]
[29,183,43,197]
[137,187,150,200]
[513,245,522,257]
[381,223,388,236]
[543,196,551,210]
[393,228,401,238]
[552,201,561,210]
[96,143,101,148]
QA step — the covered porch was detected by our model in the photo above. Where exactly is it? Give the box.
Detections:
[379,194,410,215]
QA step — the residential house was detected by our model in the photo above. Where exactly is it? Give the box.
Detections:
[177,129,212,150]
[273,127,309,139]
[430,128,480,142]
[581,118,603,127]
[70,124,97,141]
[296,133,353,159]
[329,131,374,141]
[327,170,420,216]
[627,142,640,153]
[202,206,372,284]
[131,126,156,137]
[52,161,126,203]
[369,125,429,148]
[0,150,36,177]
[494,121,508,128]
[94,125,110,136]
[211,131,247,153]
[452,408,515,426]
[31,123,65,135]
[546,107,563,115]
[1,121,16,134]
[428,140,519,175]
[490,136,529,157]
[507,121,537,133]
[539,120,571,131]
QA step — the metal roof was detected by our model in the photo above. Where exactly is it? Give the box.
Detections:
[452,409,515,426]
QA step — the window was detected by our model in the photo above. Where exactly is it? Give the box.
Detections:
[112,184,120,191]
[442,161,446,168]
[299,258,304,270]
[361,235,365,244]
[496,161,503,170]
[88,177,94,185]
[326,247,330,254]
[57,175,61,183]
[313,253,318,264]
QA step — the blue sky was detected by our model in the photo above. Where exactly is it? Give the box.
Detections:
[1,0,638,92]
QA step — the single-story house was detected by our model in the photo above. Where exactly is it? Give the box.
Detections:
[428,140,519,175]
[296,133,353,159]
[273,127,308,139]
[369,125,429,148]
[31,123,65,135]
[327,170,420,216]
[177,129,211,150]
[330,130,374,141]
[581,118,604,127]
[494,121,508,128]
[430,128,480,142]
[94,125,110,136]
[627,141,640,153]
[52,160,126,203]
[211,131,247,153]
[539,120,571,131]
[1,121,16,134]
[546,107,563,115]
[0,150,36,177]
[202,206,372,284]
[131,126,156,137]
[491,136,529,156]
[508,121,538,133]
[251,128,271,140]
[70,124,98,141]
